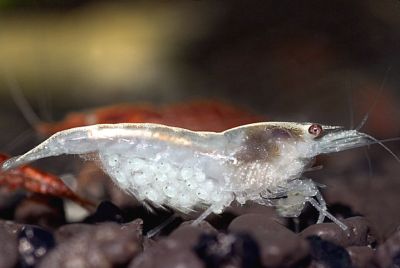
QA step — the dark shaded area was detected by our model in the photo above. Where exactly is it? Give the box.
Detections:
[83,200,126,224]
[306,235,352,268]
[18,226,55,268]
[0,0,93,9]
[194,232,262,268]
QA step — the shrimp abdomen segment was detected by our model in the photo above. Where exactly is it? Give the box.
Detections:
[1,126,100,170]
[1,123,216,171]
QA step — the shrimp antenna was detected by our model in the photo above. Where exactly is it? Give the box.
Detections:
[363,148,373,177]
[347,78,374,176]
[355,66,392,131]
[4,75,41,130]
[362,133,400,164]
[345,69,355,129]
[347,89,354,130]
[2,129,35,152]
[380,137,400,143]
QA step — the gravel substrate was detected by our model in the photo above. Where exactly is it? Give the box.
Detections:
[0,197,399,267]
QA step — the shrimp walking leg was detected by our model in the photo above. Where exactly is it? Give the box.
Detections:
[192,205,216,225]
[315,191,327,224]
[307,197,348,230]
[145,214,178,238]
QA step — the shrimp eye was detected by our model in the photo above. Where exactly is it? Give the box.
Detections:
[308,124,323,137]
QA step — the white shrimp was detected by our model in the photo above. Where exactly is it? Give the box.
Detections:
[1,122,391,230]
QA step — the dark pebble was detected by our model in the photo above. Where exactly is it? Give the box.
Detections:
[142,236,157,251]
[300,216,377,248]
[307,235,352,268]
[18,225,55,268]
[347,246,374,268]
[194,232,262,268]
[14,195,65,229]
[38,220,143,268]
[54,223,94,244]
[84,201,126,224]
[0,219,24,235]
[129,238,204,268]
[228,213,309,267]
[372,228,400,268]
[0,222,19,268]
[169,220,217,248]
[207,211,237,230]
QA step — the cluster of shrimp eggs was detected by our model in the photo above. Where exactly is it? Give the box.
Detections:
[102,153,232,211]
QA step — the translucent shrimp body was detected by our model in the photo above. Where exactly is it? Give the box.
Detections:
[1,122,373,229]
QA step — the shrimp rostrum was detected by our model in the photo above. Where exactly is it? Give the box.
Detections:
[1,122,385,230]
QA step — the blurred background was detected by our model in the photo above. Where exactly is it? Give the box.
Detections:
[0,0,400,235]
[1,0,400,137]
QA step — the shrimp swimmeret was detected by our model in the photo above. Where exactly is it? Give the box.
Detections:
[2,122,394,230]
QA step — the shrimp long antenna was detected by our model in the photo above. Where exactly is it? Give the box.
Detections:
[362,133,400,164]
[355,66,392,131]
[4,75,41,130]
[379,137,400,143]
[363,148,373,177]
[2,129,35,152]
[347,89,354,130]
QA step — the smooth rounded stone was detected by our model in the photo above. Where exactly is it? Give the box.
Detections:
[228,213,309,267]
[346,246,374,268]
[142,236,157,251]
[0,220,24,236]
[372,229,400,268]
[382,224,400,242]
[225,202,285,224]
[18,225,55,268]
[300,216,377,248]
[38,220,143,268]
[129,238,204,268]
[0,224,19,268]
[194,232,262,268]
[307,236,352,268]
[14,195,65,229]
[169,221,217,248]
[55,223,94,244]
